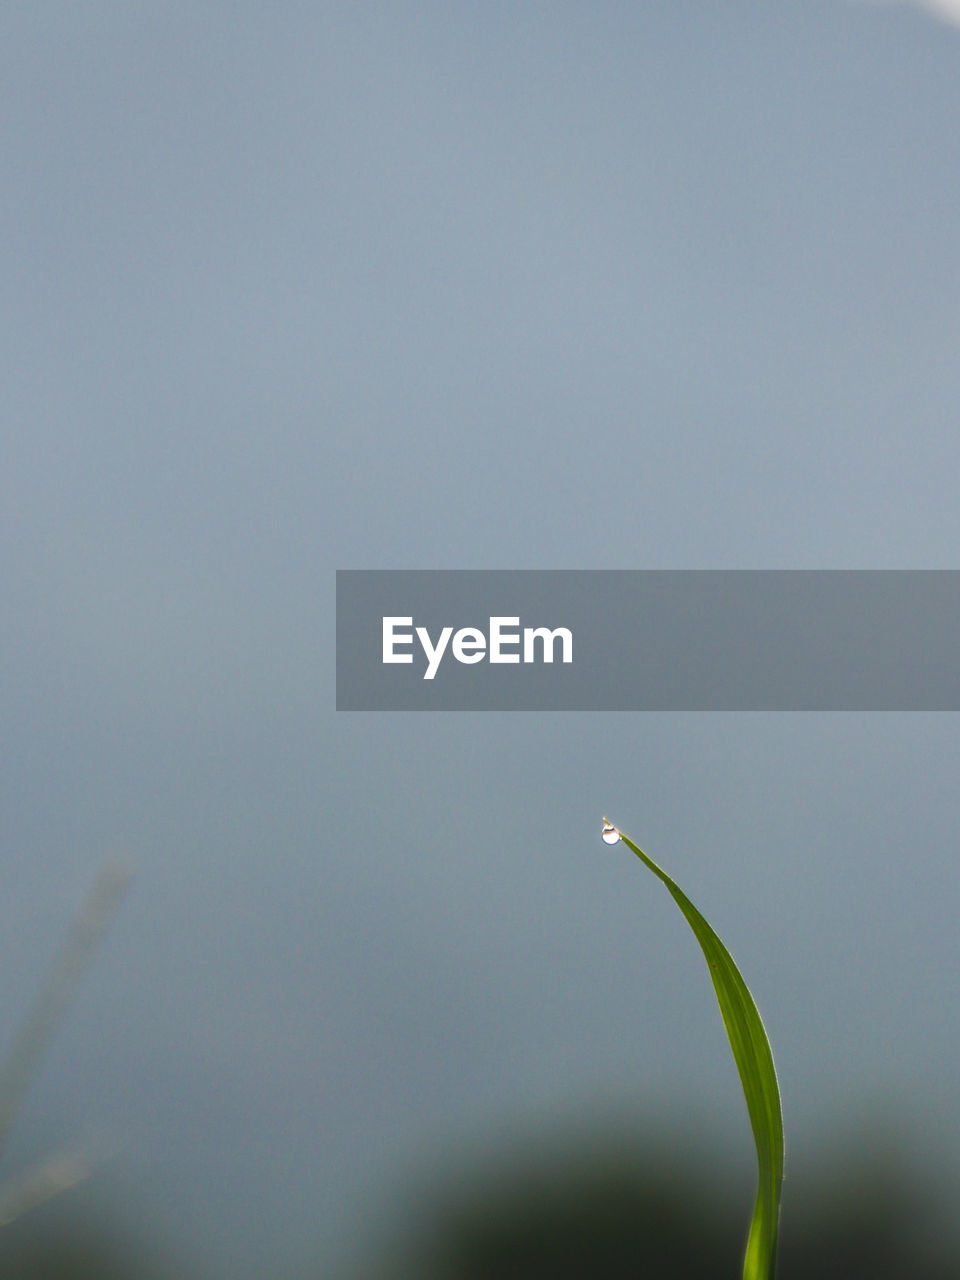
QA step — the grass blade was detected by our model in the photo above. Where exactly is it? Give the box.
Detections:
[603,819,783,1280]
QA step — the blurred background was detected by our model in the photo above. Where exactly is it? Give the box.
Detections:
[3,1,960,1275]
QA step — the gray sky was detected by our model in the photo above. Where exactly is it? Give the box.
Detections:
[3,3,960,1276]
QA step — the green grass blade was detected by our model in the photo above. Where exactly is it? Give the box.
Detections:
[603,819,783,1280]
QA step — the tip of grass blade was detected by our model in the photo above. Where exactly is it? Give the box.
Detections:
[602,817,783,1280]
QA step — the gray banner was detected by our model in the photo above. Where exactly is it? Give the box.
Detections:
[336,571,960,710]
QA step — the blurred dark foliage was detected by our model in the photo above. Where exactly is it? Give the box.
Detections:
[369,1132,960,1280]
[1,1131,959,1279]
[386,1150,742,1280]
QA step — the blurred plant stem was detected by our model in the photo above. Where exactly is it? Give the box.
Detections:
[0,863,131,1220]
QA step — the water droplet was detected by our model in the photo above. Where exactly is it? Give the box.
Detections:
[601,820,621,845]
